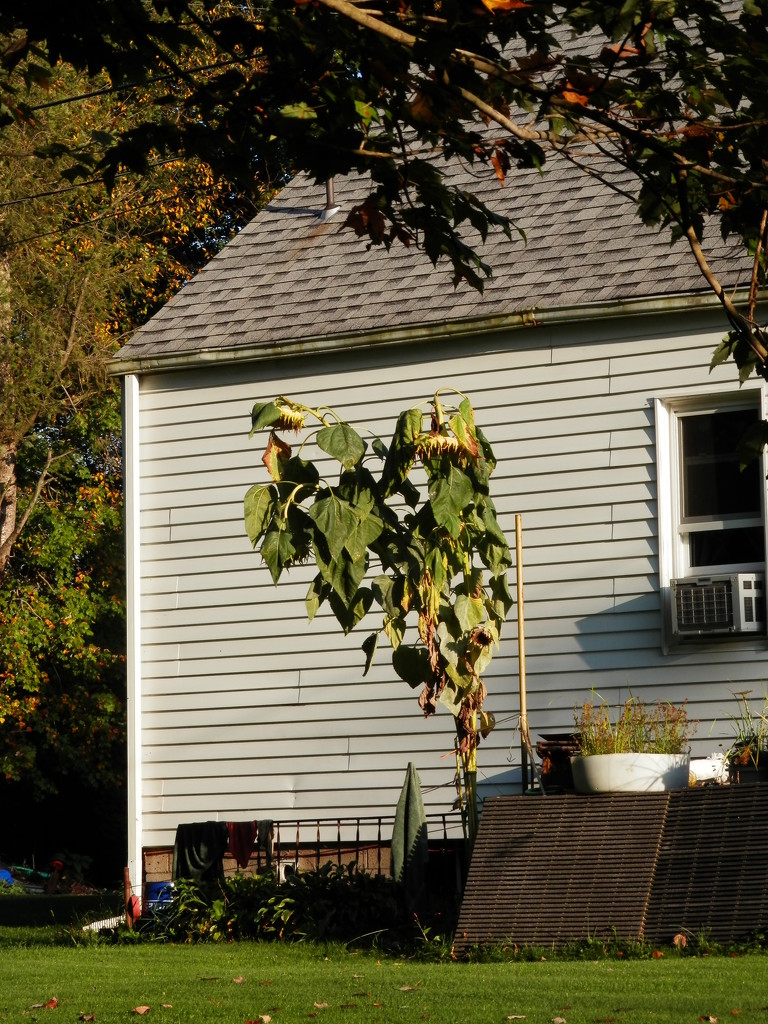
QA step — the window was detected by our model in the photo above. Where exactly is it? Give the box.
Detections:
[655,390,768,646]
[678,406,763,572]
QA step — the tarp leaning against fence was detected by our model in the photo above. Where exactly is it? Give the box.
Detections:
[391,762,428,914]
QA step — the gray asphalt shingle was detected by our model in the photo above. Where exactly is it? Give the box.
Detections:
[117,156,752,365]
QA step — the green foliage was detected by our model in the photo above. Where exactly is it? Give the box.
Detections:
[575,696,695,756]
[0,51,259,807]
[143,864,410,945]
[245,392,513,778]
[727,689,768,768]
[0,391,126,795]
[7,1,768,378]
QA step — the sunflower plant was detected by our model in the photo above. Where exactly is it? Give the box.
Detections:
[244,390,513,842]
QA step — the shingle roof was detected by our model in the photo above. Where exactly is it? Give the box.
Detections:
[115,154,751,369]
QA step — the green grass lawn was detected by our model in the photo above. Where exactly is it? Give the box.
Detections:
[0,941,766,1024]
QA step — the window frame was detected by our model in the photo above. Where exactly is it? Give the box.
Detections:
[655,385,768,650]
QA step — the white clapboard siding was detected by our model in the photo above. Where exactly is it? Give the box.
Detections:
[130,307,768,854]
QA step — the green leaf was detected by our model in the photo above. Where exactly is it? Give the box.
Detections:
[305,573,330,622]
[428,464,474,536]
[244,484,276,545]
[279,102,318,120]
[710,333,737,370]
[362,631,379,675]
[455,592,486,632]
[438,678,464,717]
[398,477,421,508]
[329,587,373,634]
[314,539,367,606]
[281,455,320,489]
[316,422,366,470]
[381,407,422,497]
[449,398,479,458]
[309,494,358,560]
[392,644,429,688]
[384,613,406,650]
[477,498,512,573]
[372,574,395,615]
[250,401,282,435]
[425,547,446,593]
[344,503,385,562]
[487,573,514,626]
[261,521,295,584]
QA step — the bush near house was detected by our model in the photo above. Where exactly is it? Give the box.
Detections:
[138,864,439,946]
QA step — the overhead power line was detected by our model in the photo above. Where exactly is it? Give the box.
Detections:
[27,55,258,113]
[0,156,187,211]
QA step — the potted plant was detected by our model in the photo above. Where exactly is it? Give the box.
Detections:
[570,695,694,793]
[726,691,768,784]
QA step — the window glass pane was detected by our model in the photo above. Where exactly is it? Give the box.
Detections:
[681,408,760,519]
[690,526,764,568]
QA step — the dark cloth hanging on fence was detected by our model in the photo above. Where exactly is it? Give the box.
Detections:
[226,819,274,869]
[172,821,228,882]
[226,820,258,869]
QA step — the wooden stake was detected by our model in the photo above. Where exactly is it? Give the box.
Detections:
[516,514,529,791]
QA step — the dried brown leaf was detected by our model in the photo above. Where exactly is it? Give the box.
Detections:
[133,1008,151,1016]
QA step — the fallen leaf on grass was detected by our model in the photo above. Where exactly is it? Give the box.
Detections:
[507,1016,527,1020]
[259,981,273,988]
[133,1008,151,1016]
[553,1018,567,1023]
[398,985,417,992]
[79,1015,95,1021]
[699,1017,718,1023]
[233,977,244,985]
[313,1003,328,1009]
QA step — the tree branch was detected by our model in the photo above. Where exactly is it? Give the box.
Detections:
[0,447,54,575]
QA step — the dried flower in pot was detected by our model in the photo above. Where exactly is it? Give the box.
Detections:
[571,695,695,793]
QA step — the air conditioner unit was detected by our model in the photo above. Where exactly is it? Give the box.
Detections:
[671,572,765,637]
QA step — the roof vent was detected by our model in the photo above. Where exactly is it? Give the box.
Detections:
[320,178,341,222]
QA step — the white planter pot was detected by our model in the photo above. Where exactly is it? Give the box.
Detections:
[570,752,690,794]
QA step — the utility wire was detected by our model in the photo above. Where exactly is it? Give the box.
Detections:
[27,55,259,113]
[0,156,194,210]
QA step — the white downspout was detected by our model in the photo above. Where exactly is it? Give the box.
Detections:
[123,374,143,892]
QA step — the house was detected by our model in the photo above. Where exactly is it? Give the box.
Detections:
[112,154,768,891]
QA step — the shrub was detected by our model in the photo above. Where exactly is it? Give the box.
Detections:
[141,863,411,945]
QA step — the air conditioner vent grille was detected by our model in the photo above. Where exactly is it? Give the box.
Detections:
[671,572,765,637]
[675,581,732,631]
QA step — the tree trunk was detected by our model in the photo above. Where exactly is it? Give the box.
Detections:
[0,440,18,574]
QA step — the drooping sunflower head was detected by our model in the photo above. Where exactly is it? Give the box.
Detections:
[274,397,306,433]
[416,431,461,460]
